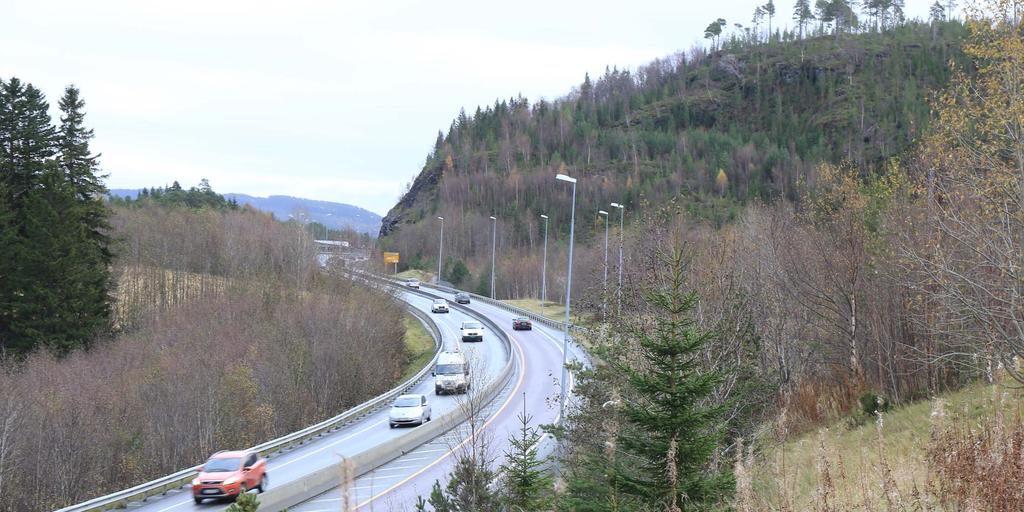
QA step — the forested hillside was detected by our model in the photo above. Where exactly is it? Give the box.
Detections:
[420,3,1024,510]
[0,78,412,511]
[380,18,968,296]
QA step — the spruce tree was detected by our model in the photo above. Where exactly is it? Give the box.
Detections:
[613,247,733,510]
[427,450,499,512]
[0,78,55,207]
[498,398,552,511]
[0,79,111,353]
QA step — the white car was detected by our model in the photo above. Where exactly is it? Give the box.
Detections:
[460,321,484,342]
[434,351,469,394]
[430,299,449,313]
[405,279,420,289]
[389,394,431,428]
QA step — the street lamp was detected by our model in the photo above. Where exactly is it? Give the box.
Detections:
[437,216,444,284]
[611,202,625,315]
[489,215,497,298]
[540,214,549,317]
[555,173,577,424]
[598,210,609,318]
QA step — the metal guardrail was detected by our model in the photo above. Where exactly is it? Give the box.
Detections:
[56,294,444,512]
[256,269,519,512]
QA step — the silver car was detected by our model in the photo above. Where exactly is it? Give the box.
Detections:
[389,394,432,428]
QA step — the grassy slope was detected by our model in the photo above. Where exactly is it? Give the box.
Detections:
[395,269,434,283]
[750,381,1021,510]
[401,314,435,381]
[504,299,565,321]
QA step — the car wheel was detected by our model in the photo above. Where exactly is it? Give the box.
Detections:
[236,484,247,500]
[258,475,267,493]
[194,497,203,505]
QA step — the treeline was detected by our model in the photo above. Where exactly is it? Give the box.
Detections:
[0,78,112,354]
[0,203,409,511]
[108,179,241,210]
[423,2,1022,509]
[380,19,968,296]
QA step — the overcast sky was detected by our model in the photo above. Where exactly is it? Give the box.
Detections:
[1,0,938,215]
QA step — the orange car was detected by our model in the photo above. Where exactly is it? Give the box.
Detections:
[191,450,267,504]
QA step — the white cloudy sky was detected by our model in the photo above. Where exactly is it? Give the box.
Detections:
[1,0,937,215]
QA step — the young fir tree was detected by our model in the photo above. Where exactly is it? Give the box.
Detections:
[613,247,734,510]
[498,397,553,511]
[427,449,499,512]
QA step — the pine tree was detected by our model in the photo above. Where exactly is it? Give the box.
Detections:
[498,398,552,511]
[613,247,734,510]
[763,0,777,40]
[793,0,814,38]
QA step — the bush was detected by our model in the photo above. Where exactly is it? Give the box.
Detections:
[225,492,259,512]
[859,391,890,416]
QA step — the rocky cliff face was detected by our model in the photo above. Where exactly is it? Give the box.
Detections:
[378,160,442,238]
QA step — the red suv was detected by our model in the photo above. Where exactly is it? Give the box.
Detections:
[192,450,267,504]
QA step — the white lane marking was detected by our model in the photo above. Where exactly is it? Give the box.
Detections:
[274,418,385,470]
[356,326,529,510]
[415,448,451,454]
[366,464,421,472]
[155,498,190,512]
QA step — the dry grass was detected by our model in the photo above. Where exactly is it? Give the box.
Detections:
[112,265,229,329]
[504,298,565,320]
[395,268,435,283]
[745,380,1024,511]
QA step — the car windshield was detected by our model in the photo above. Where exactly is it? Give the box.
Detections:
[516,318,528,322]
[436,364,463,375]
[433,300,445,305]
[463,322,482,329]
[203,457,241,472]
[394,397,421,408]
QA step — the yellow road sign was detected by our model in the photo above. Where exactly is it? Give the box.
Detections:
[383,252,400,264]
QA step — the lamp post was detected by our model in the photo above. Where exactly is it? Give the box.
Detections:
[599,209,609,318]
[611,202,624,315]
[540,214,549,317]
[489,215,497,298]
[437,216,444,284]
[555,173,577,424]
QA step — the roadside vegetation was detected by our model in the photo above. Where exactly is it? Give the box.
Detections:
[415,1,1024,510]
[0,200,410,511]
[0,81,413,511]
[402,314,436,381]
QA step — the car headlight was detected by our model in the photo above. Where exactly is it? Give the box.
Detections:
[192,478,201,487]
[224,476,240,485]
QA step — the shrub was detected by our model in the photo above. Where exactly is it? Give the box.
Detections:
[859,391,890,417]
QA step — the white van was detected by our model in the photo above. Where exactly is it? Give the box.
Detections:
[433,351,470,395]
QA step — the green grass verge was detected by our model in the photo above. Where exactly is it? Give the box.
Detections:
[401,314,435,381]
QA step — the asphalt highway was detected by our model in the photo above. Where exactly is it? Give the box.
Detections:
[289,288,574,511]
[123,289,511,512]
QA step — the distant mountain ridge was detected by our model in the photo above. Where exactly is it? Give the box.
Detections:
[108,189,381,235]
